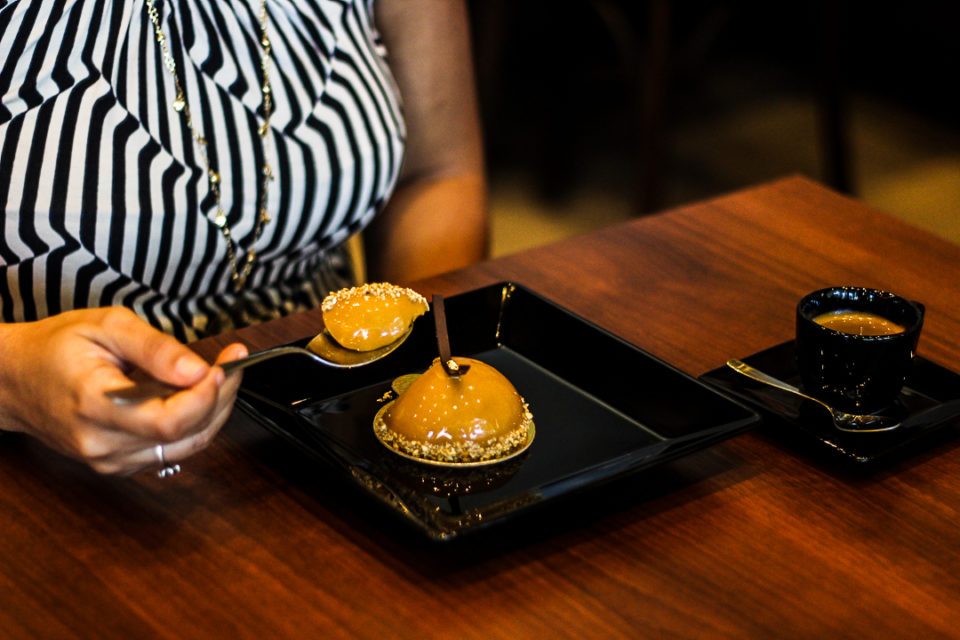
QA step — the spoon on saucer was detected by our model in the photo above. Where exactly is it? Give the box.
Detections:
[106,326,415,405]
[725,359,901,433]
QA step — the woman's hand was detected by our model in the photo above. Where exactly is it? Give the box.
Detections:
[0,307,247,475]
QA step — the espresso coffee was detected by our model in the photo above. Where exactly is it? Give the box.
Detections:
[797,287,924,412]
[812,310,905,336]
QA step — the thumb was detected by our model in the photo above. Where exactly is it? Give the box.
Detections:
[92,308,210,387]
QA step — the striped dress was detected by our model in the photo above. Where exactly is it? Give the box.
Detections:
[0,0,405,341]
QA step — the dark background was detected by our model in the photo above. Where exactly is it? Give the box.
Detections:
[467,1,960,215]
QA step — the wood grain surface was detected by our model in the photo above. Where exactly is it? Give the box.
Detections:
[3,176,960,639]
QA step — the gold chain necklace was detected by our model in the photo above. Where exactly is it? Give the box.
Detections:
[144,0,274,290]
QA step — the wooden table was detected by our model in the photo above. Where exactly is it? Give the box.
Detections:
[4,176,960,639]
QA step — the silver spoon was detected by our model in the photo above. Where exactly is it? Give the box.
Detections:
[725,359,901,433]
[106,327,415,404]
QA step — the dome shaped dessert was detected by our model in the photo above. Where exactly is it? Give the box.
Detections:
[374,357,534,465]
[321,283,428,351]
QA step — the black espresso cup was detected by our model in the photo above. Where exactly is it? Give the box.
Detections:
[796,287,925,413]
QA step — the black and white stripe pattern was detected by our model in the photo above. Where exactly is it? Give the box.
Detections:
[0,0,405,340]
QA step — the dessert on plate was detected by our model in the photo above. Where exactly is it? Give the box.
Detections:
[374,356,534,466]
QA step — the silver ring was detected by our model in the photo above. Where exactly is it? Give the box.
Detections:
[155,444,181,478]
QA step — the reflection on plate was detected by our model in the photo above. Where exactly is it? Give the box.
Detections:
[700,341,960,465]
[384,453,529,498]
[238,282,760,541]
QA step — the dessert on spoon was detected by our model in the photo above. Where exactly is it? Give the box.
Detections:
[107,282,428,404]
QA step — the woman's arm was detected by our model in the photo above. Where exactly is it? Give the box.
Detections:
[363,0,488,283]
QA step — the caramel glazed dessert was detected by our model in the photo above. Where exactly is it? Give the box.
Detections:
[321,282,429,351]
[375,356,534,464]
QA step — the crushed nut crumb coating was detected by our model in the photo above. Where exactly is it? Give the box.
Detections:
[375,401,534,464]
[321,282,428,312]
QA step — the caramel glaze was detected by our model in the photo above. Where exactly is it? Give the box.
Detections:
[376,357,533,463]
[321,283,428,351]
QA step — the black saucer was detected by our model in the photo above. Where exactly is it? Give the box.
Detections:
[700,341,960,465]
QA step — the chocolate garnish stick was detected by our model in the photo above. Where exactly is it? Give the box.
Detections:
[432,294,469,378]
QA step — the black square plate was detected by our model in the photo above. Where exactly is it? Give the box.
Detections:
[700,341,960,466]
[237,282,760,541]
